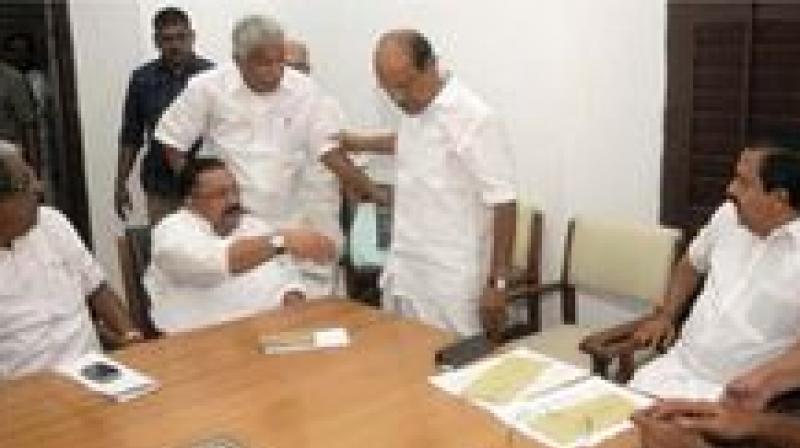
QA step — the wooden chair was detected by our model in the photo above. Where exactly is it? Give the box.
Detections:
[502,204,544,339]
[506,216,681,372]
[117,226,162,339]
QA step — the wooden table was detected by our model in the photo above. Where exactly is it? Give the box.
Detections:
[1,300,637,448]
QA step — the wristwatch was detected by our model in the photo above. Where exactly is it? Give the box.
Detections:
[122,330,142,342]
[269,234,287,256]
[488,275,508,291]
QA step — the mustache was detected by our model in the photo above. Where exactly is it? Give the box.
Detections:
[223,203,245,217]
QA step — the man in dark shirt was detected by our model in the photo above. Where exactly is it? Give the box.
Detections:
[115,7,212,223]
[0,61,38,172]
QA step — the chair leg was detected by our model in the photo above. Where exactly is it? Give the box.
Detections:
[563,286,576,324]
[590,355,611,379]
[526,296,542,333]
[615,353,635,384]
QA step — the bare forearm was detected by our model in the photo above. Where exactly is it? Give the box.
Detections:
[116,145,138,186]
[490,202,517,279]
[754,340,800,397]
[87,283,136,336]
[751,413,800,447]
[659,255,701,321]
[340,132,396,154]
[227,236,280,275]
[320,148,383,201]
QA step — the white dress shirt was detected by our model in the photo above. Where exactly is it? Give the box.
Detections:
[0,207,103,378]
[382,77,517,336]
[155,65,342,227]
[631,201,800,399]
[145,209,304,332]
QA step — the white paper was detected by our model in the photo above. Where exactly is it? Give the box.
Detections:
[313,327,350,348]
[500,377,653,448]
[429,348,589,410]
[55,352,159,402]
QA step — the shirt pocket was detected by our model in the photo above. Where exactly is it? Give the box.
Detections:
[40,254,85,319]
[743,275,800,341]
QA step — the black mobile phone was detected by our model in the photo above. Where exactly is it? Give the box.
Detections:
[434,334,492,370]
[80,361,121,384]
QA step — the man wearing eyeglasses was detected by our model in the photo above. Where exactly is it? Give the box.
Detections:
[144,158,336,332]
[0,142,142,379]
[115,7,213,224]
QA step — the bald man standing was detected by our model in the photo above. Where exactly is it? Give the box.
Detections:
[340,30,518,339]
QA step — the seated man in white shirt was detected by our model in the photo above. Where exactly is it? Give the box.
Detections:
[145,157,335,332]
[631,144,800,401]
[0,144,141,379]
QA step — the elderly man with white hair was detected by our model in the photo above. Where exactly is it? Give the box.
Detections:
[156,15,383,298]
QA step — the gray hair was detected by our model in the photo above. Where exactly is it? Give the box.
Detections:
[232,15,284,59]
[0,140,22,197]
[0,140,20,155]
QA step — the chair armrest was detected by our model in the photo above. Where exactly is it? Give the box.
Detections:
[507,266,535,288]
[578,316,653,382]
[507,282,563,302]
[579,317,649,358]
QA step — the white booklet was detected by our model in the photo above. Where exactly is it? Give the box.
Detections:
[55,352,159,402]
[259,327,350,354]
[500,377,653,448]
[429,348,589,410]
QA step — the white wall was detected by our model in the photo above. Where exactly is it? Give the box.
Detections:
[69,0,146,292]
[70,0,666,325]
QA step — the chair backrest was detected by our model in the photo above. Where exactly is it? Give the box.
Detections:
[117,226,160,338]
[564,217,681,304]
[512,203,544,284]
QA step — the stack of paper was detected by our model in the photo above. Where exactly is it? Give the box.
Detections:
[429,348,652,448]
[430,348,588,407]
[56,352,159,402]
[259,327,350,354]
[504,377,651,448]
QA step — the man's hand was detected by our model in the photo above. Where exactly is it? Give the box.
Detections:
[724,365,786,411]
[632,409,711,448]
[114,182,132,220]
[479,286,508,344]
[642,400,759,442]
[282,291,306,307]
[632,311,676,351]
[281,229,336,263]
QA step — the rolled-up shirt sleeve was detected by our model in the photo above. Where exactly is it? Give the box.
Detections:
[688,201,736,274]
[150,219,230,287]
[308,94,344,159]
[42,207,105,296]
[457,114,518,205]
[154,75,209,153]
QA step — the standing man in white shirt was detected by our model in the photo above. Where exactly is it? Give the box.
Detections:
[145,157,335,333]
[0,143,141,378]
[339,30,518,340]
[155,15,384,255]
[631,145,800,401]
